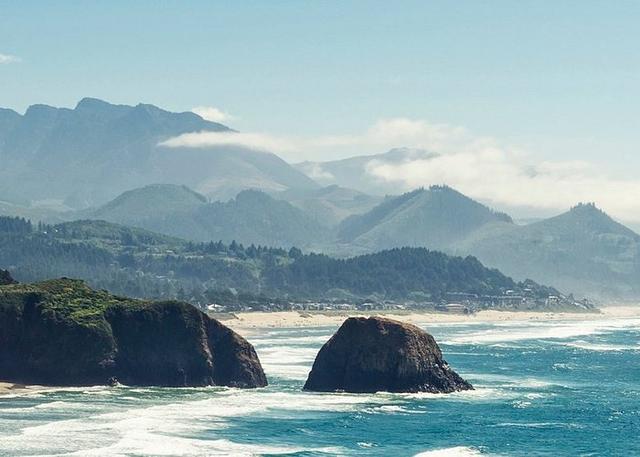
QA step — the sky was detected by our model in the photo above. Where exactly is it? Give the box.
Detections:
[1,1,640,220]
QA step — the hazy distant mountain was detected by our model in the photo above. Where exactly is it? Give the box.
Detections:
[294,147,438,195]
[0,98,318,208]
[274,185,383,225]
[188,190,330,248]
[85,183,207,224]
[337,186,513,252]
[329,186,640,299]
[86,186,328,248]
[458,203,640,300]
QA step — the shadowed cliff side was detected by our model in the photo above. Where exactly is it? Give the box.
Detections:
[304,316,472,393]
[0,269,16,285]
[0,278,267,388]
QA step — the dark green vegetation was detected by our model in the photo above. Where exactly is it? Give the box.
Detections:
[0,277,267,387]
[0,216,562,307]
[0,98,316,209]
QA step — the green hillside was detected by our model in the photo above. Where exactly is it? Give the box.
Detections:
[0,216,566,308]
[338,186,513,251]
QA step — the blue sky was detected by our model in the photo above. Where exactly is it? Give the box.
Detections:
[1,1,639,219]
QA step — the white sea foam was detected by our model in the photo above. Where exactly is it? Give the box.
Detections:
[414,446,484,456]
[560,340,640,352]
[253,334,331,345]
[3,389,373,455]
[495,421,584,429]
[401,386,516,401]
[443,318,640,345]
[50,435,343,456]
[2,389,379,450]
[254,345,317,379]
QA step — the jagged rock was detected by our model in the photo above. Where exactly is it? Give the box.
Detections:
[304,316,472,393]
[0,269,16,285]
[0,278,267,388]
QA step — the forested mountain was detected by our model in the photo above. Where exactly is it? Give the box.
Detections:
[337,186,513,252]
[458,203,640,300]
[0,216,563,308]
[58,182,640,299]
[324,187,640,300]
[84,187,329,248]
[0,98,317,208]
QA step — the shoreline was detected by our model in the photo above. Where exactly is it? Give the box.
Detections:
[219,305,640,332]
[0,382,45,396]
[4,306,638,396]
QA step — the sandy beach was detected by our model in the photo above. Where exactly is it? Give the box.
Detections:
[0,382,43,396]
[220,305,640,332]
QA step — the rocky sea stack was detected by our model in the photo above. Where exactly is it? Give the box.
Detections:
[304,316,472,393]
[0,278,267,388]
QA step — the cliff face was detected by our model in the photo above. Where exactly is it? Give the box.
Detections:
[0,279,267,388]
[304,317,472,393]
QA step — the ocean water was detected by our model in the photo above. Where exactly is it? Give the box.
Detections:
[1,317,639,456]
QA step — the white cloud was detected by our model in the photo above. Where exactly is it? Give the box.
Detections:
[299,163,335,181]
[192,106,235,123]
[305,118,469,155]
[162,116,465,160]
[160,131,297,154]
[159,116,640,222]
[0,54,20,64]
[364,135,640,223]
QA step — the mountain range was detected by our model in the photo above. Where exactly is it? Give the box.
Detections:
[82,184,329,248]
[2,98,640,301]
[0,98,317,208]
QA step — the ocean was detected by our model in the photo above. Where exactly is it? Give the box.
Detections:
[1,317,639,456]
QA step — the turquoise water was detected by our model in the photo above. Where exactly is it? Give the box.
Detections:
[1,317,639,456]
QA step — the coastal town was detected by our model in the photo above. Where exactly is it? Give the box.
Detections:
[203,289,596,315]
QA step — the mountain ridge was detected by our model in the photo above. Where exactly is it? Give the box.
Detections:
[0,98,318,208]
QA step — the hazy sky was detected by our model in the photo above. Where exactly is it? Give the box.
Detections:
[2,1,639,220]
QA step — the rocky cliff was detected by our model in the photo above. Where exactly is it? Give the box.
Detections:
[304,316,472,393]
[0,278,267,388]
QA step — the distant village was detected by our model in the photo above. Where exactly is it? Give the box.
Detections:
[202,288,596,315]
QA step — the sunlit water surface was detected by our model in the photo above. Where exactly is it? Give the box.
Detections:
[1,317,639,456]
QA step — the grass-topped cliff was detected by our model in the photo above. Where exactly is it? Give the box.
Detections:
[0,278,267,387]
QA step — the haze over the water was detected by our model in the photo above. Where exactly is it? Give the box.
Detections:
[2,1,640,223]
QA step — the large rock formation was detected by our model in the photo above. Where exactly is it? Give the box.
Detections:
[304,317,472,393]
[0,278,267,388]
